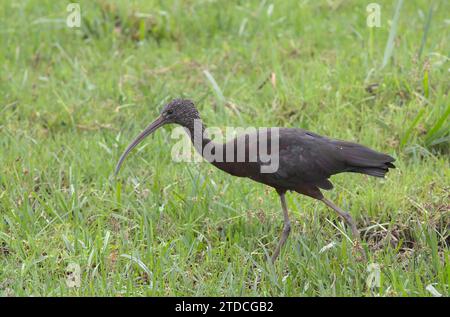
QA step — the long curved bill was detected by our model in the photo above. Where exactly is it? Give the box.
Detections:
[115,115,165,176]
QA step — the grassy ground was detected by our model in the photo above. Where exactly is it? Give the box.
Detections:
[0,0,449,296]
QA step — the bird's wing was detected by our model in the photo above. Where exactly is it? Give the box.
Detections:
[271,129,347,189]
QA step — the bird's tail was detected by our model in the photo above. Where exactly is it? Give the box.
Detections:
[334,141,396,178]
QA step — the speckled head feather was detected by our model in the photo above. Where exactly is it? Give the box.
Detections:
[160,99,200,127]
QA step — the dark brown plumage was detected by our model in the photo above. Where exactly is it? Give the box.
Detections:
[116,99,395,262]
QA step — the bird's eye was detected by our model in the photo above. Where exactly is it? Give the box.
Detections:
[167,109,173,115]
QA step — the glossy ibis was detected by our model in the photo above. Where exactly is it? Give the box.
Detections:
[115,99,395,262]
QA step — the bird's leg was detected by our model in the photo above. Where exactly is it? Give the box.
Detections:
[271,191,291,263]
[321,197,360,238]
[321,197,366,259]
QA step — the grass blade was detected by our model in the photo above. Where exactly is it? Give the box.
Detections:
[418,4,434,60]
[423,69,429,99]
[382,0,404,69]
[426,104,450,142]
[400,108,425,147]
[203,70,225,105]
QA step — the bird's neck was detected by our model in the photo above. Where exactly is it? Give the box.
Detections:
[184,118,213,154]
[182,118,253,177]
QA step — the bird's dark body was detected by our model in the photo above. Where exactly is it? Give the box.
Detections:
[115,99,395,262]
[208,128,395,199]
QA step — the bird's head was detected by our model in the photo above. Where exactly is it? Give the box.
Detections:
[160,98,200,127]
[114,98,199,175]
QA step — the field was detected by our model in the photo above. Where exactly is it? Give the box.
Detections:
[0,0,449,296]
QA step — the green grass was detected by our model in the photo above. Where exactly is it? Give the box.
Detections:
[0,0,449,296]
